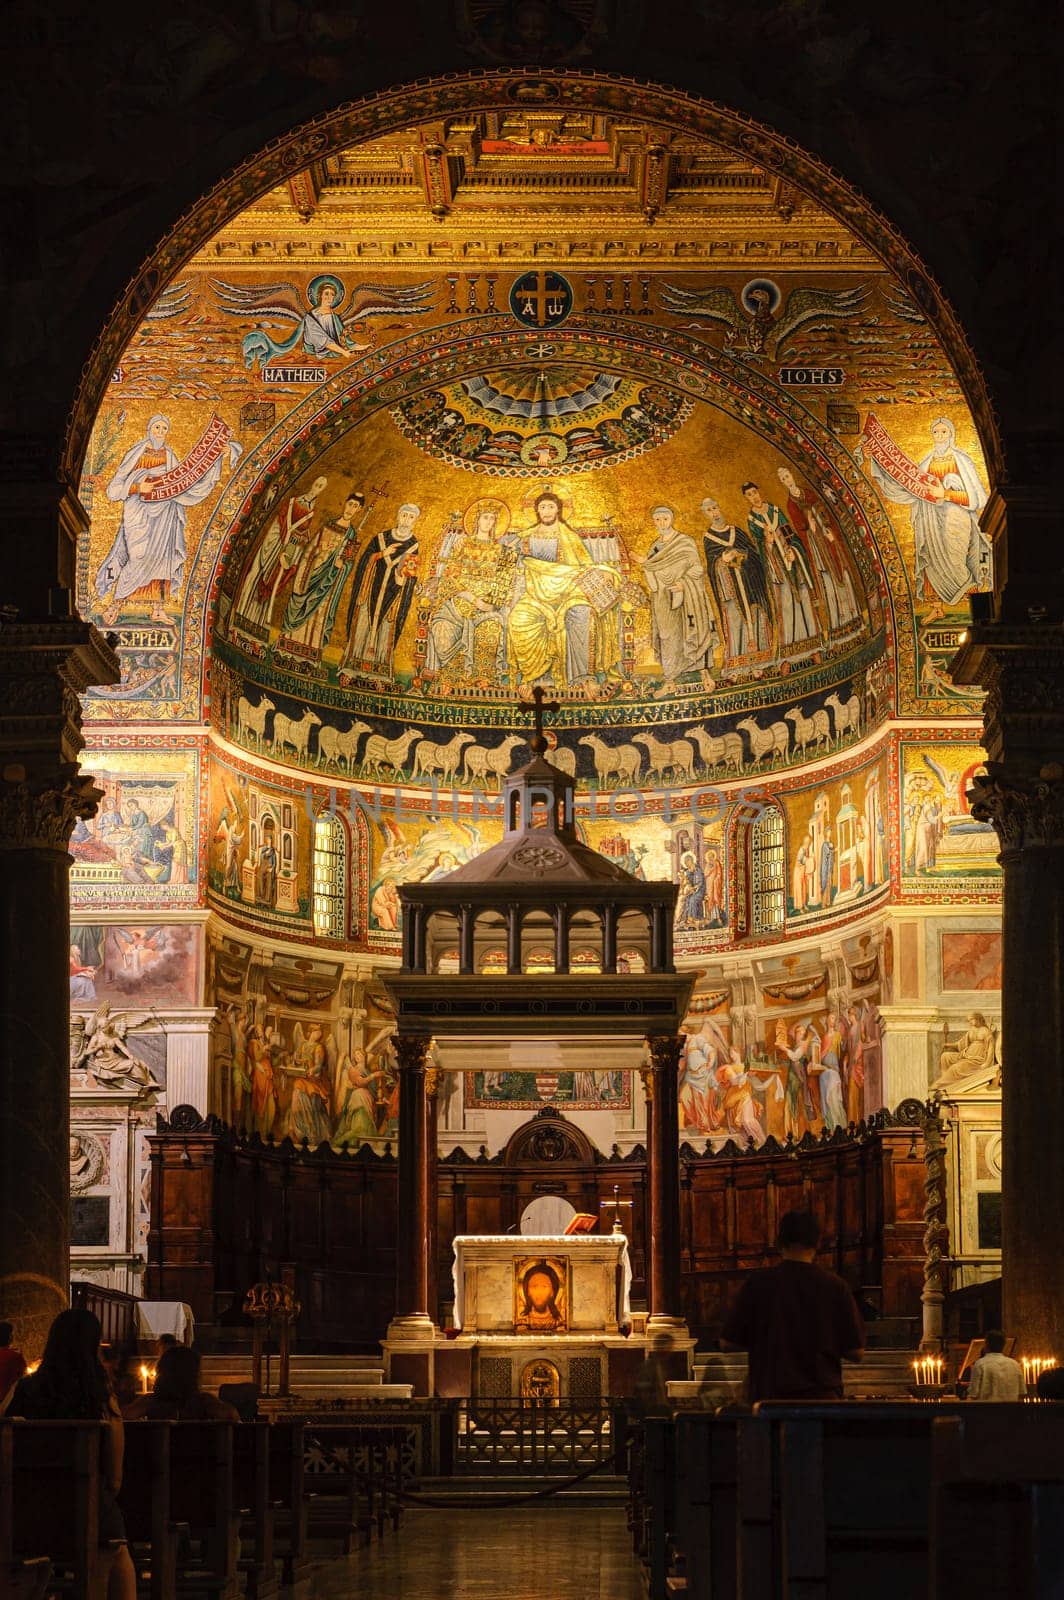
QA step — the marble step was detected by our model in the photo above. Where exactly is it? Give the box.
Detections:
[200,1352,387,1397]
[686,1348,918,1400]
[417,1475,629,1504]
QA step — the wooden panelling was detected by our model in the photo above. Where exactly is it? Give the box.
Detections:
[146,1115,927,1347]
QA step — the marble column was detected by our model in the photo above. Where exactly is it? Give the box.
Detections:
[643,1034,685,1334]
[876,1005,941,1106]
[390,1032,438,1337]
[952,596,1064,1352]
[0,618,119,1357]
[164,1011,217,1116]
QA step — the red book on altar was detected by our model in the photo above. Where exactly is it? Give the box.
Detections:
[564,1214,598,1235]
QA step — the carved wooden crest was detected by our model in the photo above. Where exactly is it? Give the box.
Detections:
[503,1105,596,1165]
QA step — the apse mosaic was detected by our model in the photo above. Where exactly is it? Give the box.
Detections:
[207,750,315,931]
[778,751,890,925]
[70,749,200,909]
[74,108,997,1018]
[78,252,990,749]
[899,739,1000,897]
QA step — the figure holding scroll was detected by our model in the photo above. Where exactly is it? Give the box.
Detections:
[858,413,990,623]
[96,413,241,624]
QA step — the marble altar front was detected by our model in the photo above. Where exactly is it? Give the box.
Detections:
[452,1233,632,1336]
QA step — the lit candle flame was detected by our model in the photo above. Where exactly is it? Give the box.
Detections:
[912,1355,945,1390]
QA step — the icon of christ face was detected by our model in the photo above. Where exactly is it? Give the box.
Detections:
[527,1271,555,1313]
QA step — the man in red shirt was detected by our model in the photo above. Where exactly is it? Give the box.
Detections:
[720,1210,864,1403]
[0,1321,27,1405]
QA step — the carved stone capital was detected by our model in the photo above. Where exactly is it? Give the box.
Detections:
[393,1032,432,1072]
[644,1033,684,1072]
[967,763,1064,854]
[0,766,104,853]
[951,622,1064,772]
[0,619,119,777]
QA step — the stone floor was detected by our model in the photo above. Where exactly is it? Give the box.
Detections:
[318,1505,644,1597]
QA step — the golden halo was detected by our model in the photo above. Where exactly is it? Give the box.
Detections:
[518,481,576,524]
[462,496,512,538]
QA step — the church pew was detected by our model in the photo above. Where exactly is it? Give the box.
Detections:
[931,1406,1064,1600]
[673,1411,741,1600]
[740,1402,969,1600]
[118,1422,179,1600]
[641,1416,678,1600]
[165,1422,240,1600]
[232,1422,278,1599]
[302,1423,405,1552]
[265,1423,310,1586]
[10,1421,108,1600]
[0,1421,50,1600]
[303,1425,371,1552]
[736,1413,776,1599]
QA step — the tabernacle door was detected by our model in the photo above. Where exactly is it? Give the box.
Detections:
[452,1233,632,1334]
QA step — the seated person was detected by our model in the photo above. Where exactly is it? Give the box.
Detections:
[0,1320,27,1408]
[100,1343,139,1411]
[967,1329,1026,1401]
[10,1308,136,1600]
[1036,1365,1064,1401]
[123,1346,239,1422]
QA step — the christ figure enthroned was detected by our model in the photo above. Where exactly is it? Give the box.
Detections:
[507,492,620,690]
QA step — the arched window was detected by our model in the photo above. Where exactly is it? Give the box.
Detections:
[749,805,786,936]
[312,811,347,939]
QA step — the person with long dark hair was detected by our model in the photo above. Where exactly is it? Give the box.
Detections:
[123,1345,238,1422]
[9,1308,136,1600]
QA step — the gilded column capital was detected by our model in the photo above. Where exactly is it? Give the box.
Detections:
[644,1033,684,1073]
[393,1032,432,1072]
[967,763,1064,855]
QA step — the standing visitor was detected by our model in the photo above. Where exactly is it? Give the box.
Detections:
[720,1210,864,1402]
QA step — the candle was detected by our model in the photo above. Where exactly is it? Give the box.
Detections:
[912,1355,945,1389]
[1021,1356,1058,1388]
[139,1363,150,1394]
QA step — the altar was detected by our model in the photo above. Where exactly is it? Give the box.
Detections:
[452,1233,632,1337]
[435,1231,650,1401]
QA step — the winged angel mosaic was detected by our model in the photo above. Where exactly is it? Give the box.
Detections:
[213,275,436,369]
[659,278,869,358]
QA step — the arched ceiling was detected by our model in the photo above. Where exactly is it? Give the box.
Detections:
[79,99,991,792]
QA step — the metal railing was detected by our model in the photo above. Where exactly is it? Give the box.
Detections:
[455,1399,619,1475]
